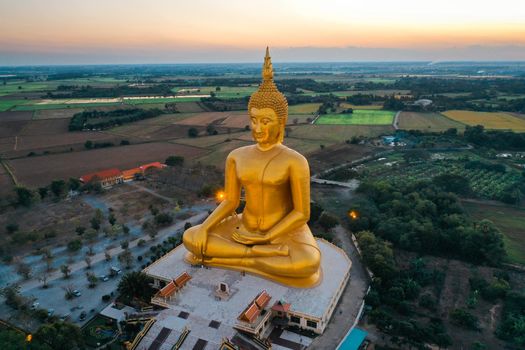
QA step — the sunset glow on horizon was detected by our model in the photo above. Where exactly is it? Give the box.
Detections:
[1,0,524,64]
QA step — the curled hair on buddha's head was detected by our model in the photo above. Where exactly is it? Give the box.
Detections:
[248,47,288,129]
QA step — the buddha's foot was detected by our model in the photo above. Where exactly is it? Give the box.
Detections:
[251,244,289,257]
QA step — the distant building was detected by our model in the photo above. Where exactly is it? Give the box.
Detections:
[80,168,123,188]
[414,99,433,107]
[122,162,166,181]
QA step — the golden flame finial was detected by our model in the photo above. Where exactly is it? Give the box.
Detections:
[262,46,274,81]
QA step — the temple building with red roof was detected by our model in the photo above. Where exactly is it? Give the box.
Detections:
[79,168,123,188]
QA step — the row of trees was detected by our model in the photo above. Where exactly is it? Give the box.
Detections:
[69,108,163,131]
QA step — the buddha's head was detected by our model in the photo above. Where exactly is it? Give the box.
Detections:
[248,47,288,147]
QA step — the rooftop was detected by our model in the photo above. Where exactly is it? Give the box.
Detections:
[143,239,351,320]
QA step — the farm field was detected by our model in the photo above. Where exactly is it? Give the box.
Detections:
[194,139,251,168]
[462,201,525,265]
[398,111,466,131]
[316,110,395,125]
[288,103,321,114]
[0,99,31,111]
[340,103,382,110]
[363,157,522,200]
[442,110,525,131]
[289,124,394,143]
[0,111,33,121]
[8,142,207,187]
[172,132,248,148]
[33,108,84,120]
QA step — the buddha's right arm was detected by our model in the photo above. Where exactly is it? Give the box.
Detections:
[200,154,240,231]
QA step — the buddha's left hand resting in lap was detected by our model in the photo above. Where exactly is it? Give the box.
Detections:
[183,48,321,288]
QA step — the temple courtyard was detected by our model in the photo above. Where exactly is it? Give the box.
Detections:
[139,239,352,349]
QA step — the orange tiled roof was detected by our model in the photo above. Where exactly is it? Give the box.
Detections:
[140,162,165,171]
[122,168,142,179]
[80,168,122,183]
[174,272,191,288]
[238,303,261,323]
[158,281,178,298]
[254,290,271,309]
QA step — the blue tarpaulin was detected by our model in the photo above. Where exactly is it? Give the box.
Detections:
[337,327,368,350]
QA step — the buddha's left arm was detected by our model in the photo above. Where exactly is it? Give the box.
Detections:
[266,155,310,242]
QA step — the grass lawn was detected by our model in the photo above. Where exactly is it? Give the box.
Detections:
[462,201,525,265]
[81,314,119,348]
[316,109,395,125]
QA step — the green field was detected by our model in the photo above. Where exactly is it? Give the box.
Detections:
[0,99,31,111]
[288,103,321,114]
[316,109,395,125]
[463,201,525,265]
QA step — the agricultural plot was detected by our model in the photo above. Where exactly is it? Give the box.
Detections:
[174,86,256,99]
[0,111,33,121]
[288,103,321,114]
[173,112,234,126]
[33,108,84,120]
[9,142,207,187]
[316,110,395,125]
[174,101,207,113]
[0,82,49,96]
[287,124,394,144]
[194,139,251,168]
[172,132,249,148]
[463,201,525,265]
[366,159,522,201]
[0,99,31,111]
[442,110,525,131]
[340,103,382,110]
[398,112,465,132]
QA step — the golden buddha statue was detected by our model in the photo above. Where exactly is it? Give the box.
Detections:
[183,47,321,288]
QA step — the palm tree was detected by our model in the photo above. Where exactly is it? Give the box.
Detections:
[117,272,153,303]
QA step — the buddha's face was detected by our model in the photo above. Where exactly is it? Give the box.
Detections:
[250,107,283,147]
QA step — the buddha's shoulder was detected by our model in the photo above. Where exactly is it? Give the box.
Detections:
[226,145,255,159]
[279,145,309,166]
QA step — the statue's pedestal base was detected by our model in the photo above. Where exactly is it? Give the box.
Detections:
[141,239,351,348]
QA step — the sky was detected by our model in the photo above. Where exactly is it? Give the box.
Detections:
[1,0,524,65]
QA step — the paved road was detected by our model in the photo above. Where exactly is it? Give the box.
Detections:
[309,225,370,350]
[393,111,401,130]
[311,178,360,189]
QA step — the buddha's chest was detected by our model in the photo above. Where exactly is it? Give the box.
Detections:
[236,156,289,186]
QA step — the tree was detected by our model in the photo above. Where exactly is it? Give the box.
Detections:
[188,127,199,138]
[67,239,82,253]
[118,249,133,269]
[34,321,84,350]
[15,186,34,207]
[38,187,49,199]
[16,261,31,279]
[165,155,184,166]
[318,212,338,232]
[50,180,66,197]
[84,256,92,269]
[68,178,81,192]
[206,124,217,135]
[84,140,93,149]
[108,213,116,226]
[117,271,154,303]
[0,284,26,309]
[6,223,18,234]
[42,249,54,272]
[39,272,50,289]
[86,272,98,288]
[60,264,71,279]
[123,224,130,235]
[0,329,27,350]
